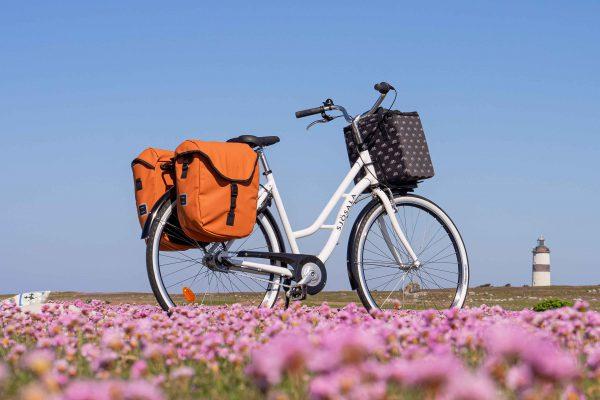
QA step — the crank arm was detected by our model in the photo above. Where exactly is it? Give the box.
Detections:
[220,253,293,278]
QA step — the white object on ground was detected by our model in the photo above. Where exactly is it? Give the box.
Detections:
[2,291,51,313]
[13,291,51,306]
[3,291,81,314]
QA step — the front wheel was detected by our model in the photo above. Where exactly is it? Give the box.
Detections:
[349,194,469,311]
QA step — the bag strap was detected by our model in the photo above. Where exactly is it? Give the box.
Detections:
[226,183,239,226]
[181,158,190,179]
[175,149,258,183]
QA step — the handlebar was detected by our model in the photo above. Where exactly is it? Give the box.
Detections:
[295,104,336,119]
[295,81,395,121]
[295,106,323,119]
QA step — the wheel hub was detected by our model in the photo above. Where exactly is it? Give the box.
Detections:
[398,262,420,272]
[203,253,229,272]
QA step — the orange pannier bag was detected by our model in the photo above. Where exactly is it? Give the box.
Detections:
[174,140,259,242]
[131,148,191,251]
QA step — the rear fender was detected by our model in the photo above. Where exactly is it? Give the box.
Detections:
[141,188,175,240]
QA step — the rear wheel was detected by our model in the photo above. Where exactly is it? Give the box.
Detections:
[146,197,285,310]
[350,194,469,311]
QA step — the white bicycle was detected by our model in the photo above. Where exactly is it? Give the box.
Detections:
[144,82,469,311]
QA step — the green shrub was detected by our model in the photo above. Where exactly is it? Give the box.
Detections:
[533,298,573,312]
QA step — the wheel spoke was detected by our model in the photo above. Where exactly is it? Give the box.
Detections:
[163,262,201,278]
[365,238,396,261]
[420,268,458,286]
[381,270,410,308]
[421,265,458,275]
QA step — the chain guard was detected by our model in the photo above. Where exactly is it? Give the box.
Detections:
[235,251,326,295]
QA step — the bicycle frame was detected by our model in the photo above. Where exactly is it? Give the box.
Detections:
[232,147,422,278]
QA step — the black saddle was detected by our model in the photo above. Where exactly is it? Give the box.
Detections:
[227,135,280,148]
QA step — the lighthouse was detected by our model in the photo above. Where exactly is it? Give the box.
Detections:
[532,235,551,286]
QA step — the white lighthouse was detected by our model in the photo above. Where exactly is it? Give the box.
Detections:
[532,235,551,286]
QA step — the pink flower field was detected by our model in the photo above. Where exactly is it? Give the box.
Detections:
[0,300,598,400]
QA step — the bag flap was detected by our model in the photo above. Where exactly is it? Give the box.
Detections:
[175,140,258,182]
[132,148,174,169]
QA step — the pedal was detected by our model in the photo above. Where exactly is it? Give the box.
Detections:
[286,285,307,302]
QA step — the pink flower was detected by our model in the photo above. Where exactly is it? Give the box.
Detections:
[585,346,600,375]
[308,327,380,373]
[403,354,463,388]
[309,374,340,399]
[573,300,589,312]
[525,345,579,382]
[142,344,163,360]
[443,371,498,400]
[561,384,585,400]
[0,299,595,398]
[90,350,118,373]
[130,360,148,379]
[309,366,363,400]
[121,380,165,400]
[170,366,194,380]
[485,323,580,382]
[506,364,533,391]
[101,329,125,351]
[54,359,69,374]
[382,359,410,384]
[13,343,27,354]
[484,324,529,359]
[346,381,387,400]
[22,349,54,376]
[80,343,100,360]
[246,334,310,390]
[0,362,9,384]
[61,380,164,400]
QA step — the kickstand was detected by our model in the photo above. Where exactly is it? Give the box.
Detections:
[283,278,292,309]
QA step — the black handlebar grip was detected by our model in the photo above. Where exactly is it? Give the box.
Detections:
[374,82,394,94]
[295,106,324,118]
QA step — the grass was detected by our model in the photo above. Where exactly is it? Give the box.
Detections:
[2,285,599,310]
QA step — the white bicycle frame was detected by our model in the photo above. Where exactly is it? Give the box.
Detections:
[233,147,422,279]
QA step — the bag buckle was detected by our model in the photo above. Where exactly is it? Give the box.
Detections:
[160,161,174,173]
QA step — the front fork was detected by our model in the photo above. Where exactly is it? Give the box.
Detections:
[372,188,421,268]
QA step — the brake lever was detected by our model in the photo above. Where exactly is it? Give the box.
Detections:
[306,99,337,130]
[306,113,342,130]
[306,118,328,130]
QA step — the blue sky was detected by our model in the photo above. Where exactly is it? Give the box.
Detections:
[1,1,599,293]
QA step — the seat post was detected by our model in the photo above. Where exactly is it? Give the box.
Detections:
[257,148,272,175]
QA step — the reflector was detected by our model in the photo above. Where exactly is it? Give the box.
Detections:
[182,287,195,303]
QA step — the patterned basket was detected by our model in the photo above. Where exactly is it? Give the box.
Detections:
[343,109,435,186]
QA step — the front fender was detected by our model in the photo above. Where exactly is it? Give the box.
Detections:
[140,188,175,240]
